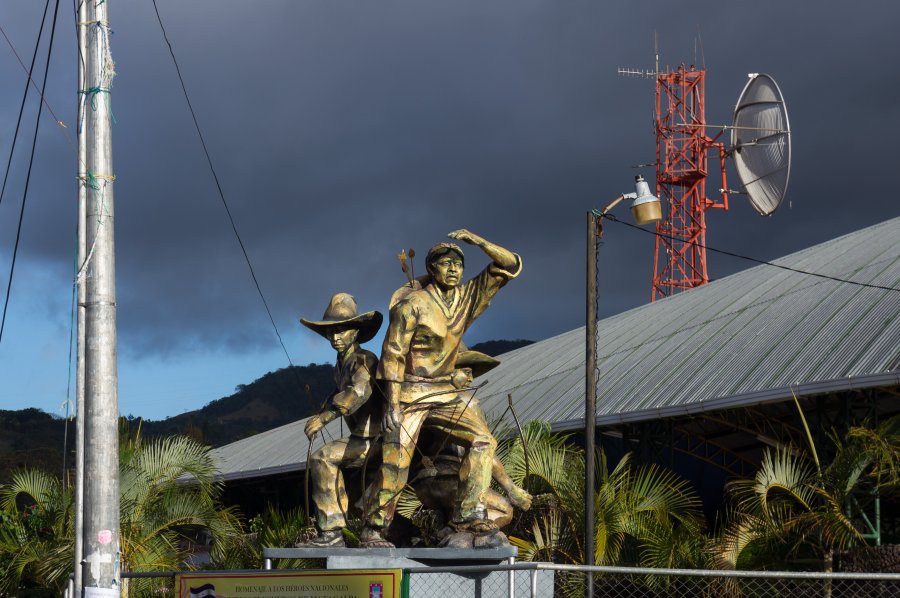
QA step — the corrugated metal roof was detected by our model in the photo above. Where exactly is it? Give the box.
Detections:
[211,417,343,482]
[481,216,900,431]
[211,217,900,479]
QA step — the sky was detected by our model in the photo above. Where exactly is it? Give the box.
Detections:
[0,1,898,421]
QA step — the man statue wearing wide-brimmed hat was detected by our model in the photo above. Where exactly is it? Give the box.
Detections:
[299,293,383,547]
[362,229,522,548]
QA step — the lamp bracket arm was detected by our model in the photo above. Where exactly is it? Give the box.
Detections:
[598,194,627,215]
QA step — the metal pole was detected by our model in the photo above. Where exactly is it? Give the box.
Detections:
[585,212,597,598]
[507,555,515,598]
[73,1,88,593]
[81,1,120,596]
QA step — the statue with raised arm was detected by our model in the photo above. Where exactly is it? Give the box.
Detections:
[361,229,522,549]
[299,293,383,547]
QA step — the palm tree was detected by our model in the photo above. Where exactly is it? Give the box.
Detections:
[209,504,315,570]
[500,422,707,596]
[118,433,244,596]
[0,469,73,596]
[714,415,900,572]
[0,432,245,597]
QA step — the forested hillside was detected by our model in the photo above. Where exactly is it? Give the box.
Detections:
[0,339,534,481]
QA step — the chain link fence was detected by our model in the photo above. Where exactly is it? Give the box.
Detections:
[405,564,900,598]
[62,563,899,598]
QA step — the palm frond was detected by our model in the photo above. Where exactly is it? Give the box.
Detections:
[395,486,423,521]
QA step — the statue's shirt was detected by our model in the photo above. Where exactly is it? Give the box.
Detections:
[329,346,381,438]
[378,256,522,390]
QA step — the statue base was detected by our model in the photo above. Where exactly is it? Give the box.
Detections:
[263,547,553,597]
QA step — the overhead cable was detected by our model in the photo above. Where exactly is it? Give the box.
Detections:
[598,212,900,294]
[0,0,61,344]
[0,24,73,140]
[150,0,316,412]
[0,3,53,214]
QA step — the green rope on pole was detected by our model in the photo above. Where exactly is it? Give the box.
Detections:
[78,87,117,124]
[79,87,109,110]
[77,171,116,224]
[79,171,101,191]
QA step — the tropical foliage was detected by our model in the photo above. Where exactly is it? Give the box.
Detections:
[498,422,707,568]
[209,504,315,570]
[497,422,707,596]
[118,432,244,596]
[0,469,73,596]
[0,431,246,597]
[714,415,900,571]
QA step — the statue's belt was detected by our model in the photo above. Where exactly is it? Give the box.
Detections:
[403,373,453,383]
[399,381,488,411]
[402,397,464,413]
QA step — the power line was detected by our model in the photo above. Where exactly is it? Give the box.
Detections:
[0,23,73,142]
[0,0,61,344]
[597,212,900,294]
[0,1,53,214]
[150,0,316,412]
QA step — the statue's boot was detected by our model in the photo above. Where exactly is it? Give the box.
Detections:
[450,517,510,548]
[359,526,395,549]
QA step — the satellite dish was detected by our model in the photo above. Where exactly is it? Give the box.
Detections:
[731,73,791,216]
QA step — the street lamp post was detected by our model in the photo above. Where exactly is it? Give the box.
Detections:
[584,175,660,598]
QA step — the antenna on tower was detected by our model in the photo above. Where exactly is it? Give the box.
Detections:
[697,27,706,70]
[617,32,661,79]
[655,31,659,76]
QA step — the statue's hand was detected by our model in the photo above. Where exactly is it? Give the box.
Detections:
[304,415,324,439]
[383,401,402,433]
[448,229,481,246]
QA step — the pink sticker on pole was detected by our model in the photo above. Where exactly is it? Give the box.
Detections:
[97,529,113,545]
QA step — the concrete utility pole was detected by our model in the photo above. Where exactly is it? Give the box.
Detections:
[79,0,120,595]
[73,0,88,593]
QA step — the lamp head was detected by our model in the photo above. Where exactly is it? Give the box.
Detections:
[629,175,661,225]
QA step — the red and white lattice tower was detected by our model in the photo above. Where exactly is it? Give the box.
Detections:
[651,64,729,301]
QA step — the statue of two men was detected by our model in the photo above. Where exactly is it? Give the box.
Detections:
[300,229,530,549]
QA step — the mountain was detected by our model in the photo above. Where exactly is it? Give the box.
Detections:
[0,364,333,483]
[0,408,74,483]
[139,363,334,447]
[0,339,535,481]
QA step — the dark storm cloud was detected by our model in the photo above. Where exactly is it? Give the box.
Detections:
[1,0,898,362]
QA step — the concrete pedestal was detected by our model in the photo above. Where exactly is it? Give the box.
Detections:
[263,547,553,597]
